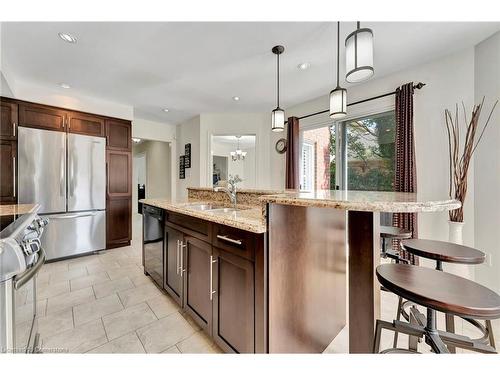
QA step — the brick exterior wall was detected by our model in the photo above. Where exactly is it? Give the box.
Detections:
[303,127,331,190]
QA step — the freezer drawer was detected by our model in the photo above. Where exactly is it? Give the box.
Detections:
[41,211,105,260]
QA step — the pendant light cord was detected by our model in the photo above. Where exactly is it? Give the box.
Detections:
[336,21,340,87]
[277,51,280,107]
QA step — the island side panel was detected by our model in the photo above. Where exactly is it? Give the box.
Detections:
[268,203,347,353]
[347,210,381,353]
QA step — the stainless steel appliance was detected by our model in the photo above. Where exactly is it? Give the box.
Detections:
[143,204,164,289]
[18,127,106,260]
[0,208,47,353]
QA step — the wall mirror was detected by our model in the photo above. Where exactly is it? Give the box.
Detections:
[210,134,257,189]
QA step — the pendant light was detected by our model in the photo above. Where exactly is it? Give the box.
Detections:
[271,45,285,132]
[345,21,374,83]
[330,22,347,119]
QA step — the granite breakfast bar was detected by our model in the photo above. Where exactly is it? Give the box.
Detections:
[262,190,461,354]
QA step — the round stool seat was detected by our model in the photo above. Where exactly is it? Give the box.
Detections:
[380,225,412,239]
[376,264,500,320]
[401,239,485,264]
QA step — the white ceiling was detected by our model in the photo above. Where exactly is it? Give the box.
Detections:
[2,22,499,124]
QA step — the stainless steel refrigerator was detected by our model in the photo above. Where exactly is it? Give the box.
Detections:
[18,127,106,260]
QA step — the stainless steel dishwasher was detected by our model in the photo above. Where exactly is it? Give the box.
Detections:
[142,205,164,289]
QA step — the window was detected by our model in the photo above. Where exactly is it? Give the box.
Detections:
[339,111,396,191]
[300,141,314,191]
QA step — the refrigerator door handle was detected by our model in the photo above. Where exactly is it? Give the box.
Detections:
[50,212,98,220]
[60,142,65,197]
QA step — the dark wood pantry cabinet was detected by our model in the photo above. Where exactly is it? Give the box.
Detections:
[156,207,265,353]
[105,120,132,248]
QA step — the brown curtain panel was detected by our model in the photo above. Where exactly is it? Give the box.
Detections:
[393,83,419,265]
[285,117,300,189]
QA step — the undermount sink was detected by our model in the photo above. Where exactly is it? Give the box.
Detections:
[185,203,222,211]
[208,207,241,214]
[185,203,244,214]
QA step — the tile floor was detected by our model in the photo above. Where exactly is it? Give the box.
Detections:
[37,214,499,354]
[37,214,221,354]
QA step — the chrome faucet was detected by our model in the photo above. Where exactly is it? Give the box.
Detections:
[214,175,242,209]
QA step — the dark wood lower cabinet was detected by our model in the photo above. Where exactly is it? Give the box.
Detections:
[164,224,184,306]
[212,247,255,353]
[106,197,131,248]
[183,236,213,334]
[0,140,17,203]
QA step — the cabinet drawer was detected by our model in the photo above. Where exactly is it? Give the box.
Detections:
[212,224,256,261]
[166,211,211,242]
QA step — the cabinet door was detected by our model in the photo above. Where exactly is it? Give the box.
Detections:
[106,197,131,248]
[0,100,18,140]
[19,103,67,132]
[0,140,17,203]
[68,112,105,137]
[106,150,132,198]
[212,247,255,353]
[183,236,212,334]
[164,225,184,306]
[105,119,131,151]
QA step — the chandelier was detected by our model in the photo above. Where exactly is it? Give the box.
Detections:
[230,136,247,161]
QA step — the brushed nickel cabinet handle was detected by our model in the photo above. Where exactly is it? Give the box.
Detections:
[180,241,186,276]
[216,234,242,245]
[13,156,16,197]
[209,255,217,300]
[13,122,16,137]
[176,240,180,275]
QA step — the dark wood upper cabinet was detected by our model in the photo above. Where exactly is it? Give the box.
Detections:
[212,247,255,353]
[106,119,131,151]
[68,112,105,137]
[0,99,18,140]
[106,150,132,197]
[19,102,68,132]
[183,236,213,334]
[106,197,131,249]
[0,140,17,203]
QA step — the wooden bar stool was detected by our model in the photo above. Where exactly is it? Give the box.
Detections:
[401,239,494,351]
[379,225,412,348]
[373,264,500,354]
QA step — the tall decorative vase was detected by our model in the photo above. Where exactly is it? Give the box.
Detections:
[448,220,464,245]
[447,220,472,280]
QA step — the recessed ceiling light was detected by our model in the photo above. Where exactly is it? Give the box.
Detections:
[162,108,170,113]
[59,83,71,89]
[298,62,310,70]
[58,32,77,44]
[232,96,240,101]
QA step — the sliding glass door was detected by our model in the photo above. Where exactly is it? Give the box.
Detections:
[337,110,396,191]
[299,110,395,192]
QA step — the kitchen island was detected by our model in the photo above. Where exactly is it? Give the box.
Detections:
[261,190,461,353]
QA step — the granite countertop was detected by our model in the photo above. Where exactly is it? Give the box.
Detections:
[140,199,266,234]
[0,203,40,217]
[260,190,461,213]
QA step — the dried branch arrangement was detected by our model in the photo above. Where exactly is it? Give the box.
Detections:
[445,98,498,222]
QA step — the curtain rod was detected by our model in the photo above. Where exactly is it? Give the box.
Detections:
[288,82,426,123]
